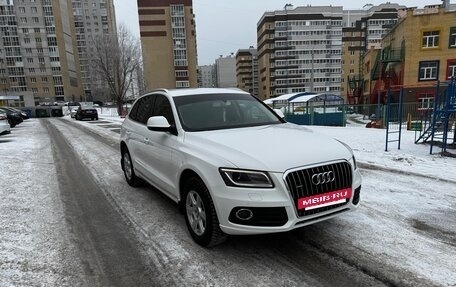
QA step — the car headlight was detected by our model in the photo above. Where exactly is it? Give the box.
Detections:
[219,168,274,188]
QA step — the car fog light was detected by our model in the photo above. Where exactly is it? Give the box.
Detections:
[235,208,253,221]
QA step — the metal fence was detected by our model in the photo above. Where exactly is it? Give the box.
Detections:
[283,102,422,127]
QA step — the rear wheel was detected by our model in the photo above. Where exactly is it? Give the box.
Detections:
[184,177,227,247]
[122,148,141,187]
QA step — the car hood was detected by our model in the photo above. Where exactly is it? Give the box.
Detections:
[184,123,352,172]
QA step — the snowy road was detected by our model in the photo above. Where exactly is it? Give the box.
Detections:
[1,118,455,287]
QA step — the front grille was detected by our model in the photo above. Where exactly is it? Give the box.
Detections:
[285,161,353,217]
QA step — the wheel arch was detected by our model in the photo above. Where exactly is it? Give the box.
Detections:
[179,169,205,209]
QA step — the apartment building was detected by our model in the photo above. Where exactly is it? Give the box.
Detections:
[71,0,116,102]
[137,0,198,89]
[198,64,215,88]
[236,47,258,96]
[215,54,236,88]
[362,4,456,105]
[341,3,405,104]
[257,5,350,100]
[0,0,83,106]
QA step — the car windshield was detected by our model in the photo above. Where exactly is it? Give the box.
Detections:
[174,93,283,131]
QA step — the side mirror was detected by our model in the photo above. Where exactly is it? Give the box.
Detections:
[273,109,285,119]
[146,116,177,135]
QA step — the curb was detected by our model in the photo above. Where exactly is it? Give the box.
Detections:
[358,162,456,184]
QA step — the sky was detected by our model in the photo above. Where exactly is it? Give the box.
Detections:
[114,0,449,65]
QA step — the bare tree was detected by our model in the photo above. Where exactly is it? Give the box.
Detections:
[91,24,141,115]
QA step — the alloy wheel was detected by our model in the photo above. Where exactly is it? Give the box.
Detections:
[186,190,206,236]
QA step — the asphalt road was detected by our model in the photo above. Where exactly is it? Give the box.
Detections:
[2,118,454,287]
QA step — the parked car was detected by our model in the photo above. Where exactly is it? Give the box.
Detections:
[120,88,362,247]
[2,107,29,120]
[0,112,11,135]
[0,107,23,128]
[75,106,98,120]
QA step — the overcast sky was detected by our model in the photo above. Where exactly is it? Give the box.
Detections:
[113,0,448,66]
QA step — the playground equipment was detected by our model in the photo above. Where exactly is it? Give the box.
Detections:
[415,78,456,155]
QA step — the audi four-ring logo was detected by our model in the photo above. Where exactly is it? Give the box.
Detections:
[311,171,335,185]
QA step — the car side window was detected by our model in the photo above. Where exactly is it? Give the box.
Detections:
[130,95,155,124]
[153,95,175,126]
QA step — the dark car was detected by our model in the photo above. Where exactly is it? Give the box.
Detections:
[75,106,98,121]
[2,107,29,120]
[0,107,23,128]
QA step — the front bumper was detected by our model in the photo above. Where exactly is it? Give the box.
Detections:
[214,168,362,235]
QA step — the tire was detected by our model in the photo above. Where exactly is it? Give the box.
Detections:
[121,148,141,187]
[184,177,227,247]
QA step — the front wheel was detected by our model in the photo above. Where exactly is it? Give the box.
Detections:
[184,177,227,247]
[121,148,141,187]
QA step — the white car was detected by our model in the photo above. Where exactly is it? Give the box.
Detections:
[120,88,362,246]
[0,113,11,135]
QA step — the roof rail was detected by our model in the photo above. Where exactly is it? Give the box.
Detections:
[146,88,169,94]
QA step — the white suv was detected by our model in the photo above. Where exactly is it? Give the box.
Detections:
[120,88,361,246]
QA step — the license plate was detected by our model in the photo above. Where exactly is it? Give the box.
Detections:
[297,188,352,210]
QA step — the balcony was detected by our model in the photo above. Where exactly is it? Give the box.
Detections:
[381,49,403,62]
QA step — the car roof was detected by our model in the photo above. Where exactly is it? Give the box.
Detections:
[148,88,250,98]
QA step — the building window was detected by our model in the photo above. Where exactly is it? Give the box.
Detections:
[27,58,34,63]
[31,7,37,13]
[34,28,40,33]
[19,7,25,13]
[447,59,456,79]
[54,86,64,95]
[42,77,48,82]
[176,81,190,88]
[43,87,49,93]
[25,48,32,53]
[36,37,42,43]
[422,30,440,48]
[418,97,434,110]
[175,70,188,77]
[32,17,39,23]
[20,17,27,23]
[24,38,31,44]
[419,61,439,81]
[450,27,456,48]
[31,88,38,93]
[30,77,36,83]
[29,68,35,73]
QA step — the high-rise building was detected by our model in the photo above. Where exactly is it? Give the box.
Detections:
[137,0,198,89]
[71,0,117,102]
[257,5,347,100]
[215,54,236,88]
[236,47,258,96]
[0,0,83,106]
